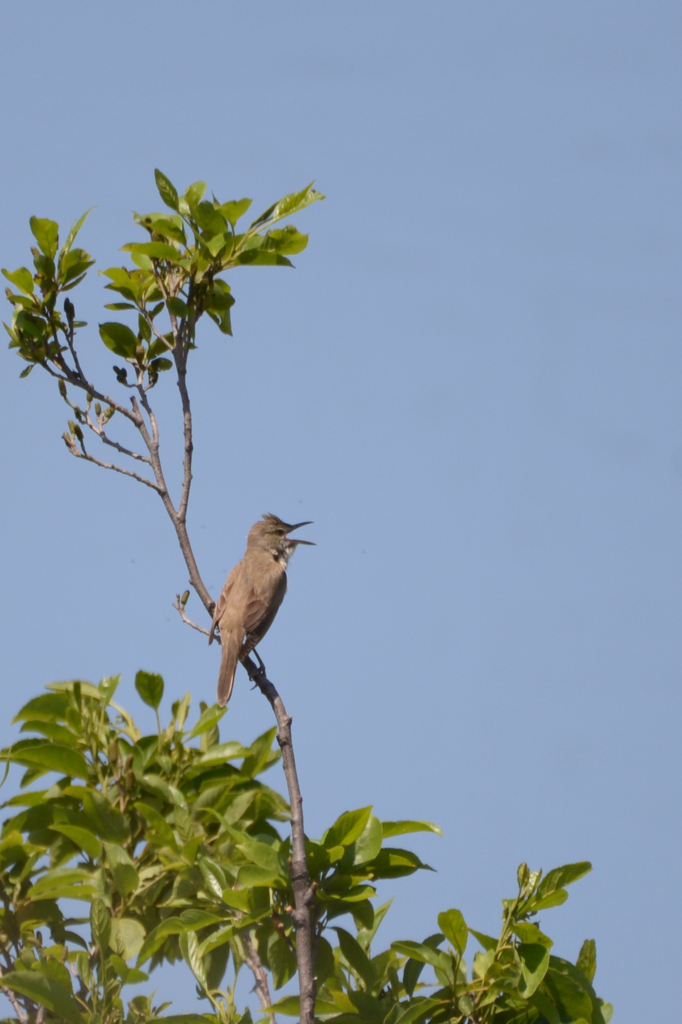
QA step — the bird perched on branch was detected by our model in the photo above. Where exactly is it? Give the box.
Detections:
[209,514,315,705]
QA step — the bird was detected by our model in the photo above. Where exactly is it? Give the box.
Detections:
[209,514,314,705]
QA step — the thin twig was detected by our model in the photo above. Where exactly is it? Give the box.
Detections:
[66,439,163,492]
[43,361,141,426]
[172,597,212,638]
[0,966,28,1024]
[243,935,275,1024]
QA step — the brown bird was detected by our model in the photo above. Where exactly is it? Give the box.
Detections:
[209,514,314,705]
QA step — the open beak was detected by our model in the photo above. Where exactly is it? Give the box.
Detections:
[286,521,315,546]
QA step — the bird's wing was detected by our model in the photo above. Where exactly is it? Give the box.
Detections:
[209,566,239,644]
[243,570,288,644]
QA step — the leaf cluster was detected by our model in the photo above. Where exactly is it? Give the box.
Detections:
[0,677,611,1024]
[268,858,612,1024]
[3,171,323,387]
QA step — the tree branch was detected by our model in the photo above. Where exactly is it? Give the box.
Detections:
[65,437,163,492]
[43,359,141,427]
[172,596,212,637]
[0,966,28,1024]
[243,654,317,1024]
[243,935,275,1024]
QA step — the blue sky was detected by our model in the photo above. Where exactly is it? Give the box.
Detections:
[1,2,681,1019]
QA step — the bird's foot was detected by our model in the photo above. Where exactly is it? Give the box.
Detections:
[253,649,267,675]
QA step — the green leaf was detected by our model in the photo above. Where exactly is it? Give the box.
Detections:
[197,924,234,959]
[544,965,594,1021]
[109,953,149,984]
[518,943,550,997]
[234,834,283,873]
[250,182,324,230]
[334,927,375,991]
[381,820,442,838]
[215,893,250,921]
[512,921,553,949]
[99,321,139,359]
[138,772,186,807]
[28,867,98,901]
[2,267,34,295]
[19,719,75,745]
[531,888,569,912]
[78,786,129,841]
[438,909,467,956]
[349,815,383,865]
[155,169,180,211]
[391,941,450,973]
[529,991,561,1024]
[403,957,424,998]
[187,704,226,739]
[148,1017,215,1024]
[469,929,497,952]
[235,249,293,268]
[198,857,227,899]
[314,935,336,985]
[105,842,140,895]
[123,241,181,261]
[576,938,597,983]
[134,802,179,850]
[137,917,189,965]
[236,865,285,888]
[325,807,373,849]
[2,970,85,1024]
[167,296,188,317]
[179,930,209,992]
[90,898,111,951]
[12,692,70,722]
[262,225,309,255]
[110,917,146,961]
[63,208,94,255]
[30,217,59,258]
[195,201,227,236]
[135,670,164,709]
[60,247,94,286]
[49,824,102,859]
[534,862,592,903]
[7,740,90,780]
[269,932,297,990]
[394,998,443,1024]
[220,198,252,226]
[370,847,431,879]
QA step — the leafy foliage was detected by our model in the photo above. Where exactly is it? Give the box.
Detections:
[0,677,610,1023]
[3,171,323,386]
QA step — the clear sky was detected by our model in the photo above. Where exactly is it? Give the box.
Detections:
[1,2,680,1020]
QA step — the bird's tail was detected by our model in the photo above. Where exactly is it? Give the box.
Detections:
[217,625,243,706]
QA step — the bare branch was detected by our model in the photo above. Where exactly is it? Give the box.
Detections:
[172,596,213,638]
[0,965,28,1024]
[243,935,275,1024]
[63,321,87,385]
[68,399,151,466]
[65,437,163,493]
[42,360,141,427]
[94,427,150,464]
[243,654,317,1024]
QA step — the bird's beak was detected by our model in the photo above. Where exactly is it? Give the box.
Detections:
[286,521,313,532]
[286,521,315,546]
